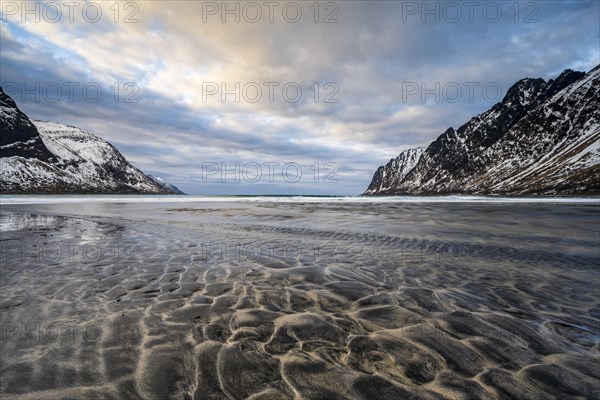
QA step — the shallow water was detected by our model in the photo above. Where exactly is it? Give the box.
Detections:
[1,199,599,399]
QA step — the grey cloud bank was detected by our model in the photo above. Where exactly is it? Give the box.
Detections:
[1,0,598,194]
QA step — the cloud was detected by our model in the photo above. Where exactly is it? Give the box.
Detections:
[1,0,598,195]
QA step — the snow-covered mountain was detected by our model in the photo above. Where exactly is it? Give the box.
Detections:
[148,175,185,195]
[364,66,600,195]
[364,148,424,194]
[0,88,183,194]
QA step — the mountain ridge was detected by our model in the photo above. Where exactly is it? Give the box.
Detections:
[0,88,183,195]
[364,66,600,195]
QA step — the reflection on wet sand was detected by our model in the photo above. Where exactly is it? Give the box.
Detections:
[1,203,598,399]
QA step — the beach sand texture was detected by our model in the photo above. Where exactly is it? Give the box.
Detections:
[1,202,598,399]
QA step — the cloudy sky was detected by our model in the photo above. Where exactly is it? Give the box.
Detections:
[1,0,598,194]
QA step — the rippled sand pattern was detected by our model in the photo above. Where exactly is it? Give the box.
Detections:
[1,204,599,399]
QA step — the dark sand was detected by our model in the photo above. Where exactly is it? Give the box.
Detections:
[0,201,598,399]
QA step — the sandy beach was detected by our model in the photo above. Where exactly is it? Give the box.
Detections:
[1,199,598,399]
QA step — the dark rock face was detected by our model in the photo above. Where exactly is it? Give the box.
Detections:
[365,148,424,194]
[0,89,183,194]
[0,87,55,161]
[365,66,600,195]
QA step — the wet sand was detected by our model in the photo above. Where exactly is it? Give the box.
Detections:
[0,201,599,399]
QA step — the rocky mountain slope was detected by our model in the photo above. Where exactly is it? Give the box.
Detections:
[0,88,182,194]
[365,66,600,195]
[365,148,424,194]
[148,175,186,195]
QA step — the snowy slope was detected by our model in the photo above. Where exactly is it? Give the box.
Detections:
[364,148,424,194]
[148,175,185,195]
[365,66,600,195]
[0,89,182,194]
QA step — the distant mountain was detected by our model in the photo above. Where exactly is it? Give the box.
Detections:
[148,175,185,195]
[364,66,600,195]
[365,147,424,194]
[0,88,183,194]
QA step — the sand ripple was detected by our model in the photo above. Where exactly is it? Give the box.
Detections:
[1,209,598,399]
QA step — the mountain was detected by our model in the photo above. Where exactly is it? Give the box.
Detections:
[148,175,185,195]
[364,147,424,194]
[0,88,183,194]
[364,66,600,195]
[0,89,55,162]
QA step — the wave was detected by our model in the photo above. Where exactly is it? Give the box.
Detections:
[2,194,599,205]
